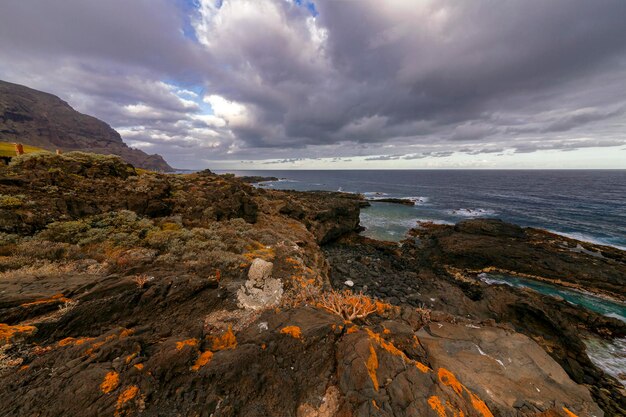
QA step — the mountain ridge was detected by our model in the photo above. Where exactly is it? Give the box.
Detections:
[0,80,173,171]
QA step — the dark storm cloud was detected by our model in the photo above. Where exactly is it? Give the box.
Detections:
[1,0,625,167]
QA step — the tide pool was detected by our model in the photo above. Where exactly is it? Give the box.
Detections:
[481,273,626,387]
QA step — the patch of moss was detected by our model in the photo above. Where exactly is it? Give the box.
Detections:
[0,195,24,209]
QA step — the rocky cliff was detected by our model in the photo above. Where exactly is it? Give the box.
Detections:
[0,80,173,171]
[0,152,623,417]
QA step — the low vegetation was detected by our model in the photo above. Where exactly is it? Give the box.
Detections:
[0,141,46,157]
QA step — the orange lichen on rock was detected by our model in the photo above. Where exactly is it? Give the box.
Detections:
[436,367,494,417]
[414,361,431,373]
[468,392,493,417]
[58,336,95,348]
[365,328,407,360]
[100,371,120,394]
[375,300,392,314]
[209,326,237,351]
[84,340,106,356]
[242,241,275,261]
[176,338,199,351]
[346,325,359,334]
[119,328,134,339]
[438,368,464,395]
[285,257,300,266]
[428,396,447,417]
[562,407,579,417]
[32,345,52,355]
[412,335,422,348]
[58,337,76,347]
[0,323,36,343]
[280,326,302,340]
[133,364,144,370]
[366,344,379,391]
[114,385,139,417]
[19,365,30,371]
[20,293,71,307]
[191,350,214,371]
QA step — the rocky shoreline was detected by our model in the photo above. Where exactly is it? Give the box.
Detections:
[0,152,624,416]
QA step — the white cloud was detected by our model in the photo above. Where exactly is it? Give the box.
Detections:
[203,94,249,126]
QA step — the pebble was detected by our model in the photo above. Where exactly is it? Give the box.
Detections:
[344,280,354,287]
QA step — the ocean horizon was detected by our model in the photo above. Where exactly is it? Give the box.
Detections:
[217,169,626,250]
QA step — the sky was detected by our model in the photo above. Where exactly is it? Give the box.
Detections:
[1,0,625,169]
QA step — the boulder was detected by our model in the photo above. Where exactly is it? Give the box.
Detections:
[248,258,274,282]
[237,259,284,310]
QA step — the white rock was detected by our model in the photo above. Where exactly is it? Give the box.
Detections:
[248,258,273,282]
[237,258,283,310]
[344,280,354,287]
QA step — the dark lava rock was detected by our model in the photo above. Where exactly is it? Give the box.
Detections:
[454,218,525,238]
[367,198,415,206]
[274,190,365,244]
[411,219,626,298]
[237,175,279,183]
[324,230,626,416]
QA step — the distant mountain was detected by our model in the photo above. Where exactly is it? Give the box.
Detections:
[0,80,173,171]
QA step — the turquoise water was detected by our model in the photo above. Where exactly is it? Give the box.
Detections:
[481,273,626,386]
[480,273,626,322]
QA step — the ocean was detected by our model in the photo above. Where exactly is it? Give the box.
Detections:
[219,169,626,250]
[218,169,626,385]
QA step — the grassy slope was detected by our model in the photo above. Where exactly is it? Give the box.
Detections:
[0,141,47,157]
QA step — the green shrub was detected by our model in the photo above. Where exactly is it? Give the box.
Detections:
[0,195,24,209]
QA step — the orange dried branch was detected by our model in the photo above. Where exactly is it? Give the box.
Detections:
[316,289,382,321]
[132,274,151,289]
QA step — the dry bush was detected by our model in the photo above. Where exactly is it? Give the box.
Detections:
[317,289,390,321]
[415,303,432,325]
[132,274,152,288]
[0,260,103,280]
[281,275,322,308]
[58,300,78,314]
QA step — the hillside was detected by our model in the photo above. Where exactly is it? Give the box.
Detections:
[0,141,44,157]
[0,152,623,416]
[0,80,173,171]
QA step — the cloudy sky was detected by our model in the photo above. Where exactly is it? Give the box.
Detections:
[1,0,625,169]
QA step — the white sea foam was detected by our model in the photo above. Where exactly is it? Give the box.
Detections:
[363,191,389,197]
[583,337,626,388]
[604,312,626,323]
[415,219,454,226]
[547,230,626,251]
[447,208,497,217]
[404,196,429,205]
[479,275,514,287]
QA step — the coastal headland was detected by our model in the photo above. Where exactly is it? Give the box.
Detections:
[0,152,624,416]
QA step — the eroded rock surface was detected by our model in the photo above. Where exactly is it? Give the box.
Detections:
[418,322,602,416]
[0,153,621,416]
